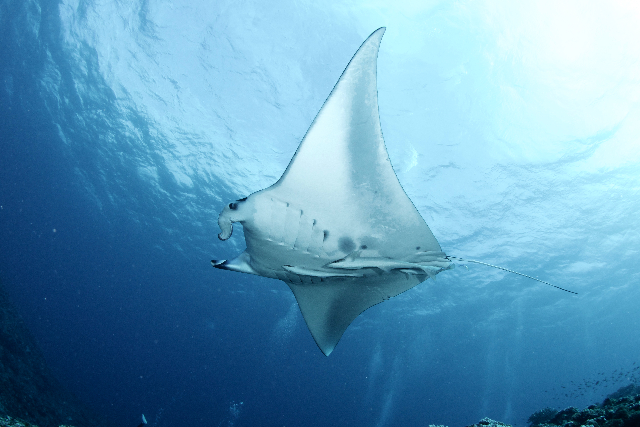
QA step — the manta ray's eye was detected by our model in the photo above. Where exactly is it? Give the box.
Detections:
[229,202,238,210]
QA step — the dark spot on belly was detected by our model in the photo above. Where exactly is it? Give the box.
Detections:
[360,236,378,250]
[323,230,329,241]
[416,246,421,250]
[338,236,356,253]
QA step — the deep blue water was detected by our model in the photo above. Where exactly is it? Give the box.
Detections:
[2,1,640,426]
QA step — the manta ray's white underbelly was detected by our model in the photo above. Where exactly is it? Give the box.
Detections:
[243,196,349,279]
[243,196,451,283]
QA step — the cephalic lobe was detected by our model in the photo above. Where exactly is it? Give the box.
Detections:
[217,197,249,240]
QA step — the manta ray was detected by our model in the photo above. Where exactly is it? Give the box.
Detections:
[211,27,574,356]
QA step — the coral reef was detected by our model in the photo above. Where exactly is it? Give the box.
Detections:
[465,383,640,427]
[465,417,512,427]
[0,284,111,427]
[528,385,640,427]
[533,395,640,427]
[0,414,76,427]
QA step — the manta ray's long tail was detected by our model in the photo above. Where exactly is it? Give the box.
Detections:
[446,256,578,295]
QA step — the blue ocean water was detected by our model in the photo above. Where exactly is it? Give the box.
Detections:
[1,0,640,426]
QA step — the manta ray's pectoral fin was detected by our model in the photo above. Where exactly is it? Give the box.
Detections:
[211,251,260,276]
[287,273,424,356]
